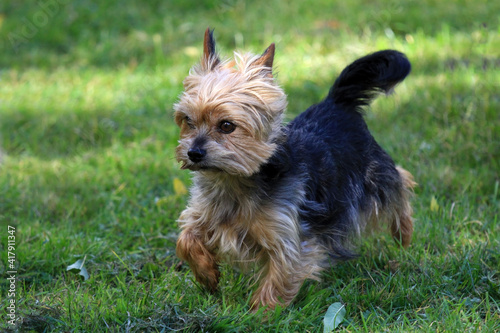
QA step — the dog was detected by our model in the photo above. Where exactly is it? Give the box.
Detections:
[174,28,415,310]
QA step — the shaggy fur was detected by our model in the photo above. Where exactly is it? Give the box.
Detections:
[174,28,415,309]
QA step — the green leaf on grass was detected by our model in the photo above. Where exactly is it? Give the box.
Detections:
[66,257,90,281]
[323,302,346,333]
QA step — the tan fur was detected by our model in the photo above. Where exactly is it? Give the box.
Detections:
[173,52,287,177]
[391,166,416,247]
[362,166,416,248]
[176,226,220,292]
[176,171,325,308]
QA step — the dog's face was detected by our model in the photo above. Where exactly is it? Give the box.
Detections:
[174,29,287,177]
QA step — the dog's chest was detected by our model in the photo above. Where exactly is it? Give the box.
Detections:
[196,183,265,261]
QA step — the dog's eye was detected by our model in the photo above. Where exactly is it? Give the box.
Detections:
[219,121,236,134]
[184,116,195,129]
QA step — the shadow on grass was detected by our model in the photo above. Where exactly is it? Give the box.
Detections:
[1,0,498,69]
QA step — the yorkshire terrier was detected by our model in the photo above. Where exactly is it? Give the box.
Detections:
[174,28,415,310]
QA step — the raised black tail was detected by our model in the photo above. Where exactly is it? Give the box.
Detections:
[328,50,411,108]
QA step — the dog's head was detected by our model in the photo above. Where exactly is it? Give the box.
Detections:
[174,28,287,177]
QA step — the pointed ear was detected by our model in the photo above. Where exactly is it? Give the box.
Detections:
[202,27,220,71]
[254,43,275,68]
[252,43,275,77]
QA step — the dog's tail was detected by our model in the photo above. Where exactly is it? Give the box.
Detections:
[328,50,411,108]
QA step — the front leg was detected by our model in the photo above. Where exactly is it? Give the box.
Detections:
[176,227,220,292]
[251,249,304,310]
[249,212,325,310]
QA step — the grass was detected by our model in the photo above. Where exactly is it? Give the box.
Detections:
[0,0,499,331]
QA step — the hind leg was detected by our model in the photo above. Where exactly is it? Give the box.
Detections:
[391,167,416,247]
[391,208,413,247]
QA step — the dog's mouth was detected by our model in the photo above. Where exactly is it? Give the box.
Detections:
[181,162,223,173]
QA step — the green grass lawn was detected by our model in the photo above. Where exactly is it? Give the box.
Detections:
[1,0,499,331]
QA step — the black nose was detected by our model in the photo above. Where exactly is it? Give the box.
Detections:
[187,147,206,163]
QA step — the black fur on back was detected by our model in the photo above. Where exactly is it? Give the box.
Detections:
[258,50,411,261]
